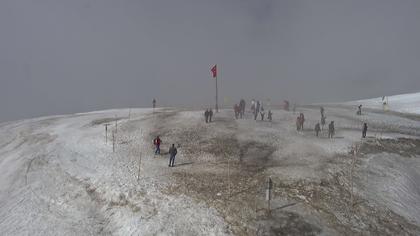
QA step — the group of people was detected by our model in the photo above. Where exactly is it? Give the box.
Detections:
[233,99,273,121]
[204,109,214,123]
[296,113,305,131]
[153,136,178,167]
[233,99,246,119]
[313,106,368,139]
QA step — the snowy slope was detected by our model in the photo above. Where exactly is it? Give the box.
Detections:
[1,104,420,235]
[347,92,420,114]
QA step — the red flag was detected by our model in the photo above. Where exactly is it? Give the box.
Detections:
[211,64,217,78]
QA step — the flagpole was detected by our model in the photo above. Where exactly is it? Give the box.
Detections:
[216,72,219,113]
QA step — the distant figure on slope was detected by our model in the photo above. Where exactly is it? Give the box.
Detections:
[315,123,321,137]
[209,109,213,122]
[152,99,156,109]
[239,99,246,119]
[328,121,335,138]
[251,100,256,115]
[204,109,210,123]
[357,105,362,116]
[296,116,301,131]
[234,104,240,119]
[362,123,368,138]
[320,106,324,118]
[153,136,161,155]
[254,101,260,120]
[299,113,305,130]
[260,105,265,121]
[321,116,326,130]
[284,100,290,111]
[168,144,178,167]
[267,110,273,122]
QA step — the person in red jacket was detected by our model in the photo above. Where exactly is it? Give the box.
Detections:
[153,136,161,155]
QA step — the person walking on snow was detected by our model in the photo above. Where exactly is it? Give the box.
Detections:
[152,99,156,109]
[153,136,161,155]
[267,110,273,122]
[168,144,178,167]
[234,104,239,119]
[254,101,260,120]
[328,121,335,138]
[260,105,265,121]
[321,116,326,130]
[296,116,301,131]
[204,109,209,123]
[209,109,213,122]
[315,123,321,137]
[239,99,246,118]
[357,105,362,115]
[299,113,305,130]
[362,123,368,138]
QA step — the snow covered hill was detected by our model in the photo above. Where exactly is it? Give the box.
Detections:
[346,92,420,114]
[1,102,420,235]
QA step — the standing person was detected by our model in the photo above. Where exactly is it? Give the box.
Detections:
[260,105,265,121]
[209,109,213,122]
[234,104,239,119]
[152,99,156,109]
[299,113,305,131]
[321,116,326,130]
[204,109,209,123]
[320,106,324,118]
[296,116,301,131]
[362,123,368,138]
[239,99,246,119]
[267,110,273,122]
[357,105,362,115]
[168,144,178,167]
[315,123,321,137]
[328,121,335,138]
[153,136,161,155]
[255,101,260,120]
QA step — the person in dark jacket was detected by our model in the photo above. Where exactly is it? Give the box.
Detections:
[204,109,209,123]
[168,144,178,167]
[267,110,273,122]
[153,136,161,155]
[239,99,246,119]
[254,101,260,120]
[362,123,368,138]
[209,109,213,122]
[260,105,265,121]
[315,123,321,137]
[357,105,362,115]
[328,121,335,138]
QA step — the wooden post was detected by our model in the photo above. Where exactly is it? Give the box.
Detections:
[104,124,110,143]
[227,154,231,198]
[115,115,118,134]
[112,130,115,153]
[137,152,142,181]
[266,177,273,216]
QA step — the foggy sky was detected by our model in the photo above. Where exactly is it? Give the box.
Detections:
[1,0,420,122]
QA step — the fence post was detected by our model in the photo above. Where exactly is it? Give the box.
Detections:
[266,177,273,216]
